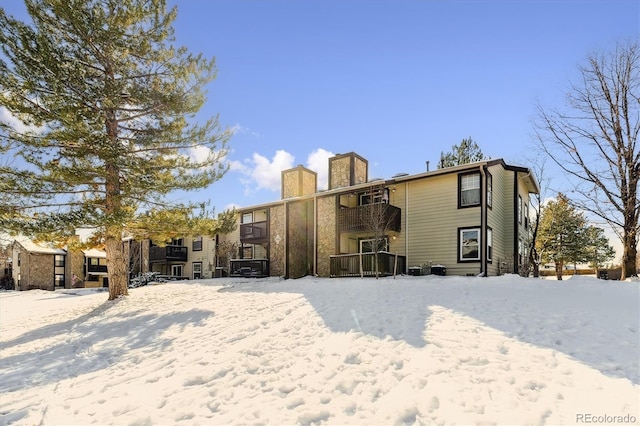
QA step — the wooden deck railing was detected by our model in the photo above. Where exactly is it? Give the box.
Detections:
[329,252,406,277]
[337,204,401,233]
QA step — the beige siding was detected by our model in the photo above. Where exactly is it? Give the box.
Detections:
[404,171,482,276]
[487,164,515,275]
[387,184,406,257]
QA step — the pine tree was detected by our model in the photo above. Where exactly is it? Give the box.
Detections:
[438,137,486,169]
[0,0,232,299]
[537,194,590,279]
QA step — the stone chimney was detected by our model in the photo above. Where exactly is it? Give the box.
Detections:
[281,165,317,199]
[328,152,368,190]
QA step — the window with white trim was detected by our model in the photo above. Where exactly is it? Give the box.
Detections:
[518,195,523,224]
[193,262,202,279]
[486,173,492,208]
[193,236,203,251]
[487,228,493,262]
[359,237,389,253]
[171,264,183,277]
[459,228,480,261]
[460,173,481,207]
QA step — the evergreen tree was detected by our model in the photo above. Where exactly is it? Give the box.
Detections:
[438,137,486,169]
[536,194,612,279]
[582,225,615,269]
[0,0,232,299]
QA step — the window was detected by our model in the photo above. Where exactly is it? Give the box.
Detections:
[54,274,65,287]
[193,262,202,279]
[518,195,523,224]
[193,236,203,252]
[359,237,389,253]
[459,228,480,261]
[242,246,253,259]
[486,173,492,208]
[487,228,493,262]
[242,212,253,224]
[459,173,481,207]
[524,203,529,229]
[518,239,524,265]
[171,265,183,277]
[359,188,388,205]
[54,254,65,267]
[172,238,183,246]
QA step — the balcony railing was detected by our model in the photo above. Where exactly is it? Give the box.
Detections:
[337,204,401,233]
[87,263,108,273]
[240,221,268,243]
[149,245,188,263]
[229,259,269,278]
[329,251,406,277]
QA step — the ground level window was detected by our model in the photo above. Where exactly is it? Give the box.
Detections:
[54,274,65,287]
[171,265,183,277]
[193,262,202,279]
[459,228,480,261]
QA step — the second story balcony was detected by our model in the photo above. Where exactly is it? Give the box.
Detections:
[86,262,108,274]
[149,245,188,263]
[240,221,268,243]
[338,203,401,233]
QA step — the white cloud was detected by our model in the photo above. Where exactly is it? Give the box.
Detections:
[188,145,212,164]
[237,150,295,192]
[306,148,334,190]
[232,148,335,195]
[231,124,261,139]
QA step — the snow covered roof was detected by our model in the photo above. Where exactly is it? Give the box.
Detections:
[14,237,66,255]
[82,248,106,258]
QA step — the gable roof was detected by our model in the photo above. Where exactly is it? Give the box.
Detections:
[13,237,66,255]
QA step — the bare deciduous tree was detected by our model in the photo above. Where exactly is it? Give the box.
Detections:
[534,41,639,279]
[360,183,400,278]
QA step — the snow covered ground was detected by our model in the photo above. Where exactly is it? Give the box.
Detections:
[1,274,638,425]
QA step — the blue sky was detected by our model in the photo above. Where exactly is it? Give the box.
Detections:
[166,0,639,210]
[2,0,639,214]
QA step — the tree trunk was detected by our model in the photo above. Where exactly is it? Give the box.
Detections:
[621,228,638,279]
[106,236,129,300]
[555,261,563,280]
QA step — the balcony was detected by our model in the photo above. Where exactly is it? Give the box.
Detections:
[149,245,188,263]
[87,263,108,273]
[240,221,268,243]
[329,252,406,277]
[229,259,269,278]
[337,204,401,233]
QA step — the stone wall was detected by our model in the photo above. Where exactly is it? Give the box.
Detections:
[269,204,285,277]
[328,152,368,189]
[68,249,85,288]
[316,196,337,277]
[281,165,317,199]
[19,250,55,291]
[287,200,314,278]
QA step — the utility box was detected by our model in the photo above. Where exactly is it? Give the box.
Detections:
[431,265,446,276]
[408,266,422,276]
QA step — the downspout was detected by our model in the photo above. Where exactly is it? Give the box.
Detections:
[513,173,519,274]
[313,194,317,276]
[284,201,289,279]
[405,182,409,272]
[480,165,487,277]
